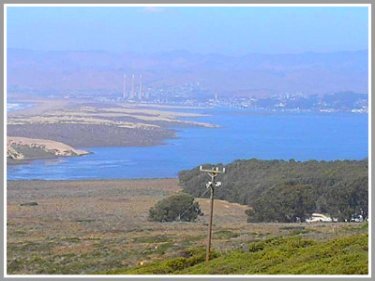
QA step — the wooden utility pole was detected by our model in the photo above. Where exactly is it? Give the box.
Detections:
[199,166,225,262]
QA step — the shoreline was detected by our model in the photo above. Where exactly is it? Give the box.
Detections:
[7,177,178,182]
[8,156,369,180]
[7,98,216,148]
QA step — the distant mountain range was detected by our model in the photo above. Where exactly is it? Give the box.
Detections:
[7,49,368,98]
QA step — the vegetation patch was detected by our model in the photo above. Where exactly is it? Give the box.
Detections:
[133,235,170,244]
[108,233,368,275]
[106,247,217,274]
[179,159,368,223]
[61,237,81,243]
[181,234,368,274]
[149,192,202,222]
[20,202,38,206]
[214,230,240,239]
[75,219,95,223]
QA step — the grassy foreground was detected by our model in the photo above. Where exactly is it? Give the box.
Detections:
[108,233,368,275]
[8,180,368,275]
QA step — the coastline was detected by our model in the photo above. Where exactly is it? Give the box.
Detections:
[7,100,368,180]
[7,177,178,182]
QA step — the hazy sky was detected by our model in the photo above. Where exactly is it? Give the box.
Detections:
[7,5,369,55]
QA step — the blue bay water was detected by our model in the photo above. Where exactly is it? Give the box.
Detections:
[7,109,368,180]
[7,102,33,112]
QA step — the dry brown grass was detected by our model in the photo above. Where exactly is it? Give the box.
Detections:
[7,179,367,274]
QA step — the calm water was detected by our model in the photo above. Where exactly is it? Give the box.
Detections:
[7,102,33,112]
[7,109,368,180]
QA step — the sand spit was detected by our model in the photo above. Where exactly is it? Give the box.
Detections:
[7,99,218,147]
[7,136,90,160]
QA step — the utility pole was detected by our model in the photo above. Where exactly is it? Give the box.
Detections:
[200,165,225,262]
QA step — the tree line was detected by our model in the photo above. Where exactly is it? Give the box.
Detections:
[179,159,368,222]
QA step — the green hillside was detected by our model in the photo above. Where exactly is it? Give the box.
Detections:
[179,159,368,222]
[108,233,368,275]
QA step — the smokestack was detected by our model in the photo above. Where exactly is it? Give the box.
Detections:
[139,74,142,100]
[131,74,135,99]
[123,74,127,99]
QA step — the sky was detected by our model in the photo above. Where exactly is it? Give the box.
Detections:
[6,5,369,55]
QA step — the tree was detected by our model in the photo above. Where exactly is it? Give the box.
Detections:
[325,177,368,222]
[149,192,202,222]
[179,159,368,223]
[247,183,316,223]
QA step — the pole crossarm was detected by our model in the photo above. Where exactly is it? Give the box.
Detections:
[199,166,226,175]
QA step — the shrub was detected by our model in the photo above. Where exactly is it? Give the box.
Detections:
[149,192,202,222]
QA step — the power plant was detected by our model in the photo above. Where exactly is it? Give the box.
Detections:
[122,73,145,101]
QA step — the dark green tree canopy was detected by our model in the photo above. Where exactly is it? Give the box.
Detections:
[179,159,368,223]
[246,183,316,222]
[149,192,202,222]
